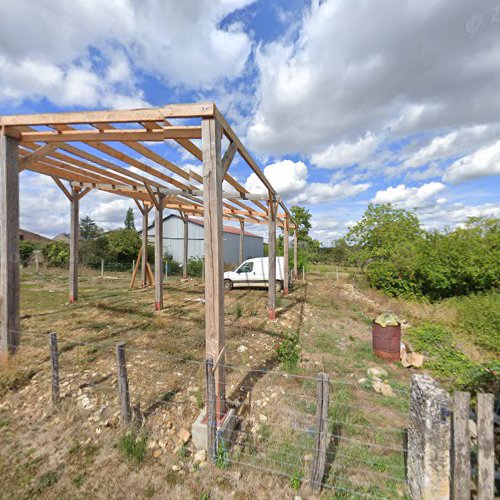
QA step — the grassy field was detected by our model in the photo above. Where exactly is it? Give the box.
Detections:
[0,266,447,498]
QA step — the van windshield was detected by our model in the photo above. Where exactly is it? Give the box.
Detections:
[237,262,253,273]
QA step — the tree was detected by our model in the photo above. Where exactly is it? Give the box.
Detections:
[106,229,141,263]
[290,205,312,240]
[124,207,136,230]
[80,216,103,240]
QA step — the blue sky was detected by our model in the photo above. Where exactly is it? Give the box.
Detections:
[1,0,499,243]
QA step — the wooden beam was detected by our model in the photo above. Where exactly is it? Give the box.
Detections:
[268,196,277,320]
[284,215,289,295]
[222,140,238,176]
[52,177,73,201]
[0,103,214,127]
[19,144,58,171]
[0,132,20,357]
[19,126,201,143]
[69,187,79,303]
[141,205,150,287]
[154,194,165,311]
[202,117,226,419]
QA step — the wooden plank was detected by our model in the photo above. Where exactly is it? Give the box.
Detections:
[154,195,165,311]
[294,228,298,280]
[477,393,494,500]
[202,117,226,419]
[129,247,142,288]
[268,197,277,320]
[49,333,59,404]
[239,220,244,264]
[205,357,217,461]
[116,342,132,426]
[164,102,215,119]
[52,176,72,201]
[69,187,79,303]
[19,126,201,143]
[310,373,330,491]
[284,215,290,295]
[452,391,471,500]
[0,133,20,357]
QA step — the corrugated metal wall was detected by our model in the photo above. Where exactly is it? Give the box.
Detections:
[146,215,263,266]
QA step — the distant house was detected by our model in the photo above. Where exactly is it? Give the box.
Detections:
[19,228,51,243]
[144,214,264,266]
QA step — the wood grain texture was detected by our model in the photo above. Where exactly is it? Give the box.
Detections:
[477,393,494,500]
[116,342,132,426]
[49,333,59,404]
[452,391,471,500]
[268,197,277,319]
[202,117,226,418]
[206,358,217,461]
[154,195,164,311]
[0,133,20,356]
[284,215,289,294]
[69,187,79,303]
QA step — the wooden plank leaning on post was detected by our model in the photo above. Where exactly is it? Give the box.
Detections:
[206,357,217,462]
[268,195,277,320]
[310,372,330,492]
[116,342,132,426]
[452,391,470,500]
[49,333,59,404]
[477,393,494,500]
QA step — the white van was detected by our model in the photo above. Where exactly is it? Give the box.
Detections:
[223,257,291,292]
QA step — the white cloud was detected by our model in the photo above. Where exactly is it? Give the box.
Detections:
[245,160,370,205]
[373,182,446,209]
[418,202,500,230]
[248,0,500,158]
[443,139,500,183]
[311,133,378,169]
[0,0,255,107]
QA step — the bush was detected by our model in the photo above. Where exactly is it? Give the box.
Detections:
[164,254,182,276]
[80,236,109,268]
[43,240,70,267]
[187,257,203,277]
[106,229,141,263]
[446,292,500,354]
[19,240,37,264]
[117,431,147,464]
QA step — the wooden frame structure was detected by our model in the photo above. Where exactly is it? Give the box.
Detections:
[0,102,299,414]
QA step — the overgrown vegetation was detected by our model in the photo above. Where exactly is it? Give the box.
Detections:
[274,332,301,371]
[117,431,148,464]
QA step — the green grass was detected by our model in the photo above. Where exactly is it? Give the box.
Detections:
[117,431,148,464]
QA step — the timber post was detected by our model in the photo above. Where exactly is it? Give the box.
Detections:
[69,186,80,303]
[49,332,59,404]
[141,203,151,287]
[293,226,298,280]
[268,195,277,320]
[239,219,244,264]
[202,116,226,420]
[154,194,164,311]
[182,211,188,279]
[0,131,20,358]
[283,215,289,295]
[115,342,132,426]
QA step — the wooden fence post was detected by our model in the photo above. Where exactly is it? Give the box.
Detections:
[477,393,494,500]
[49,333,59,404]
[116,342,131,426]
[452,391,471,500]
[310,372,329,491]
[206,357,217,461]
[101,259,104,277]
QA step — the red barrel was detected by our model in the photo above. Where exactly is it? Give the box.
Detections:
[372,321,401,362]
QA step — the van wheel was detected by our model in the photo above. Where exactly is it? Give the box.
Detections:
[275,280,283,292]
[224,279,233,291]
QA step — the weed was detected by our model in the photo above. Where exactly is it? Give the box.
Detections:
[177,445,188,459]
[195,388,204,409]
[144,485,156,498]
[234,303,243,318]
[162,390,178,403]
[72,473,85,487]
[290,469,303,490]
[0,418,9,428]
[200,493,211,500]
[215,437,230,469]
[117,431,148,464]
[37,470,58,490]
[275,331,301,371]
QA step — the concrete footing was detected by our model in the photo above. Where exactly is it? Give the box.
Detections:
[192,407,237,450]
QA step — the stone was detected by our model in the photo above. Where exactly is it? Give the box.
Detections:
[193,449,207,464]
[367,367,388,378]
[358,378,367,385]
[372,380,395,397]
[153,449,162,458]
[259,414,268,422]
[409,352,424,368]
[237,345,248,353]
[407,374,451,500]
[178,428,191,444]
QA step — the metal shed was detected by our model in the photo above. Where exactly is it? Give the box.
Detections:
[145,213,263,266]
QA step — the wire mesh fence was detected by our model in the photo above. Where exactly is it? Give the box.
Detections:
[3,329,410,497]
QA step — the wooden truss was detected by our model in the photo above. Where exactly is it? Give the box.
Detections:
[1,102,295,228]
